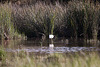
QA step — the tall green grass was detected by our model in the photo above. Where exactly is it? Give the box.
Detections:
[12,1,100,40]
[0,4,26,40]
[12,2,65,38]
[0,51,100,67]
[0,4,14,39]
[0,1,100,40]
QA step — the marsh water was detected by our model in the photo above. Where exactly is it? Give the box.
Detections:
[1,38,100,53]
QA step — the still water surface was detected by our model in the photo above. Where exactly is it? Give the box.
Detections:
[1,38,100,53]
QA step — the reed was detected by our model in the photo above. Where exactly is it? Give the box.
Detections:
[0,3,26,40]
[0,1,100,40]
[0,51,100,67]
[12,2,66,38]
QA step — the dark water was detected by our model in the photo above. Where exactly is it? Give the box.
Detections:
[1,38,100,53]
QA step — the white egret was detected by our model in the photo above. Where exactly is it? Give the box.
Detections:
[49,34,54,39]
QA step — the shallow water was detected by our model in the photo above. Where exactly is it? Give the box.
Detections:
[5,47,100,53]
[1,39,100,53]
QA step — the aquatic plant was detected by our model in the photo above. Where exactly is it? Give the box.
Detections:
[0,3,26,40]
[11,1,100,40]
[12,2,64,38]
[0,0,100,41]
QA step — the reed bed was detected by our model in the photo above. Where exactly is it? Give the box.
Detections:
[12,2,67,38]
[11,1,100,39]
[0,1,100,40]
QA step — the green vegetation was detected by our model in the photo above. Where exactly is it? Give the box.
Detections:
[0,1,100,67]
[0,0,100,40]
[12,1,100,40]
[0,4,26,40]
[0,49,100,67]
[0,47,6,61]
